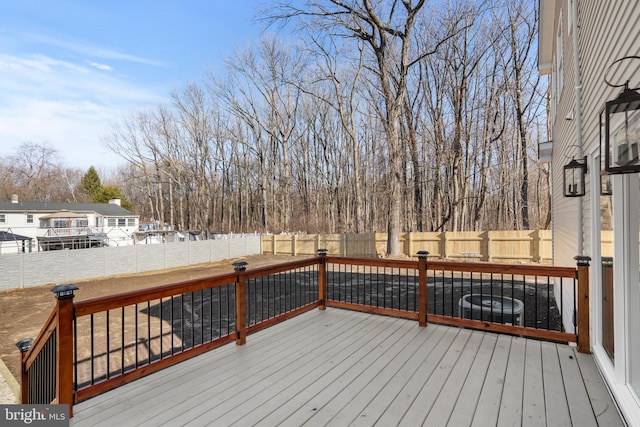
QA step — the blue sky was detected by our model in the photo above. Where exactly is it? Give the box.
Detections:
[0,1,266,170]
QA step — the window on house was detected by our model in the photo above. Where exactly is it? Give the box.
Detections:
[118,218,126,227]
[127,218,136,227]
[0,214,5,223]
[26,214,33,224]
[108,218,116,227]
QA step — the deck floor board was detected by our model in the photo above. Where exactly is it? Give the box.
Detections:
[71,308,624,426]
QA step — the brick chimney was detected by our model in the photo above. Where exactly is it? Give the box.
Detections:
[11,194,18,203]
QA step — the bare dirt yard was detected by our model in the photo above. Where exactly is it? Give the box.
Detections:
[0,254,303,385]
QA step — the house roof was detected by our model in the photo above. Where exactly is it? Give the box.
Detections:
[0,201,137,217]
[0,231,33,241]
[39,210,88,220]
[538,0,556,75]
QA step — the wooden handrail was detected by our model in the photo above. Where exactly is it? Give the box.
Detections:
[428,260,576,278]
[325,256,417,269]
[74,273,236,316]
[241,257,320,280]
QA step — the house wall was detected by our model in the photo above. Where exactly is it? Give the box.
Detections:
[1,211,44,239]
[0,236,261,290]
[544,0,640,424]
[0,208,138,253]
[547,0,581,335]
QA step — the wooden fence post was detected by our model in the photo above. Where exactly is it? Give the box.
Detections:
[575,256,591,354]
[317,249,328,310]
[417,251,429,327]
[341,234,347,257]
[52,284,78,416]
[441,232,448,259]
[533,230,541,263]
[292,234,297,256]
[233,261,248,345]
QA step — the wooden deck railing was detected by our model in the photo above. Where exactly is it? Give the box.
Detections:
[16,253,591,415]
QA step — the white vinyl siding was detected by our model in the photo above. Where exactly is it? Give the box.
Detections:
[555,10,564,104]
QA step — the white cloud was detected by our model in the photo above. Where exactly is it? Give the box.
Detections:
[0,52,166,169]
[88,62,113,71]
[25,32,167,67]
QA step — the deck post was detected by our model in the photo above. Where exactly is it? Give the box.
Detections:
[317,249,328,310]
[52,284,78,416]
[15,338,34,404]
[575,256,591,354]
[233,261,248,345]
[417,251,429,327]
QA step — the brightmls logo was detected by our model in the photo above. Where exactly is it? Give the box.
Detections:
[1,405,68,426]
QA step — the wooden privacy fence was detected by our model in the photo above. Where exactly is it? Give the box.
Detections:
[16,253,590,415]
[263,230,553,263]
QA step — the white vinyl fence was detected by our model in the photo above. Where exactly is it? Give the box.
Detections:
[0,236,261,290]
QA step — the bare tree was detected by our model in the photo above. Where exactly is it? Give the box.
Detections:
[267,0,470,254]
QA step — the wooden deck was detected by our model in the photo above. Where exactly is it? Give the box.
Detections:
[71,308,624,426]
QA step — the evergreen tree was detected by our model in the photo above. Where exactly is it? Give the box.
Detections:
[93,185,134,211]
[81,166,102,199]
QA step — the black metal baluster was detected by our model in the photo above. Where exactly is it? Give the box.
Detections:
[260,275,265,322]
[198,291,203,345]
[106,310,110,379]
[170,297,174,354]
[73,317,78,392]
[534,275,538,329]
[159,298,164,357]
[121,306,125,374]
[547,276,551,330]
[376,266,380,308]
[190,292,194,348]
[147,300,152,360]
[444,270,449,318]
[90,313,94,384]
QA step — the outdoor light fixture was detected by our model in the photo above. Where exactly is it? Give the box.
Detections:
[600,172,613,196]
[563,156,587,197]
[602,56,640,174]
[232,260,248,272]
[15,337,34,353]
[51,283,78,299]
[603,84,640,173]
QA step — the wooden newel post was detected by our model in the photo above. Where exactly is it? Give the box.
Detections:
[574,256,591,354]
[52,284,78,416]
[417,251,429,327]
[15,338,34,404]
[233,261,248,345]
[317,249,328,310]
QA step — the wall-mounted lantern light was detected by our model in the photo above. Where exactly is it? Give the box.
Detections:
[600,172,613,196]
[564,156,587,197]
[603,81,640,173]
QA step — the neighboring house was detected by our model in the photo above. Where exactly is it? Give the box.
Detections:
[0,195,139,253]
[539,0,640,423]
